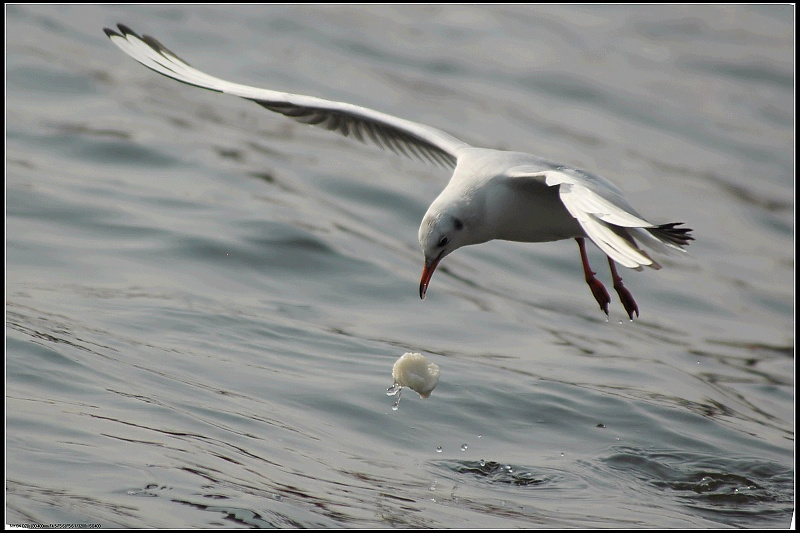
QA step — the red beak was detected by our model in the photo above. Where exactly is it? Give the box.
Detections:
[419,257,441,299]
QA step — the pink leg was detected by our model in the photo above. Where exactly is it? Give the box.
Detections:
[576,238,610,315]
[608,258,639,319]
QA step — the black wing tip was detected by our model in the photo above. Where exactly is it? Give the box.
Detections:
[104,24,163,50]
[141,34,169,54]
[104,24,136,43]
[652,222,695,247]
[104,23,190,67]
[104,23,137,38]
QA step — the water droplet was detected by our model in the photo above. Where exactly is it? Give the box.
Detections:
[560,452,565,457]
[618,320,623,325]
[450,484,459,500]
[429,480,437,491]
[436,446,443,453]
[389,386,402,410]
[479,459,485,467]
[460,443,468,452]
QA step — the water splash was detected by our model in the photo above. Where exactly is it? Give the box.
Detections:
[387,383,402,410]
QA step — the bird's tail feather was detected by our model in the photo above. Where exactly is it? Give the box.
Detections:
[648,222,694,248]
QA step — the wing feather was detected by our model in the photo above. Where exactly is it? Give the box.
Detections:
[506,165,689,268]
[104,24,469,169]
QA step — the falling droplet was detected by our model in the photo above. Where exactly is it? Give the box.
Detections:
[390,386,402,410]
[436,446,443,453]
[479,459,485,467]
[560,452,565,457]
[460,443,468,452]
[619,320,623,325]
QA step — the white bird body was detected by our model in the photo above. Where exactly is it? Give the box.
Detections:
[428,148,585,245]
[105,24,693,317]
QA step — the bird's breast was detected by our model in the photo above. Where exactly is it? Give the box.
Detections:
[487,182,583,243]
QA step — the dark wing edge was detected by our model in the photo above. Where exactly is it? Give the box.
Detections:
[104,24,467,169]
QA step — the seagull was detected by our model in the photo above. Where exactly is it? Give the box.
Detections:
[104,24,693,319]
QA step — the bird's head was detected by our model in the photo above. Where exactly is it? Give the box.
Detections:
[417,205,470,299]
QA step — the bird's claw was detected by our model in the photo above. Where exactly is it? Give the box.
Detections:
[587,276,611,315]
[614,285,639,320]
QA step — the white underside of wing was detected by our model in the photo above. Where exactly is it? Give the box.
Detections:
[507,166,660,268]
[568,205,657,269]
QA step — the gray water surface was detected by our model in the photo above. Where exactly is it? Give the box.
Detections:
[6,4,794,528]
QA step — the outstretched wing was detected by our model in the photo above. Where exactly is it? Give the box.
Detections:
[507,164,692,269]
[104,24,469,168]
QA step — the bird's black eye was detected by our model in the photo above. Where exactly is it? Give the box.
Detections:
[438,236,449,248]
[453,218,464,231]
